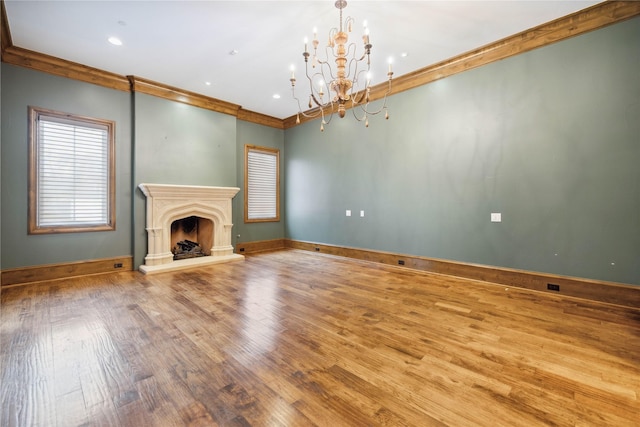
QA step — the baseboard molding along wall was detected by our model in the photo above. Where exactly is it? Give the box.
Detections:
[3,240,638,310]
[283,240,639,309]
[1,256,133,287]
[235,239,287,255]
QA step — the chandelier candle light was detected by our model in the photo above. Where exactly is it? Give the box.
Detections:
[289,0,393,131]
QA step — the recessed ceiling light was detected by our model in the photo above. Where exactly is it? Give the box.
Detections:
[401,52,408,58]
[229,49,239,56]
[205,81,212,86]
[272,94,281,99]
[108,36,122,46]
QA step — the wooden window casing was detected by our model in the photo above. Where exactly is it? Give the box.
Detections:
[28,106,116,234]
[244,145,280,223]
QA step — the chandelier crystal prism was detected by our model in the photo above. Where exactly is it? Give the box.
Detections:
[289,0,393,131]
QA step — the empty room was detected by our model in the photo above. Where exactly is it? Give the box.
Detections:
[1,1,639,426]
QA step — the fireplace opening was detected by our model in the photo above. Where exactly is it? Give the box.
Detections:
[170,216,213,260]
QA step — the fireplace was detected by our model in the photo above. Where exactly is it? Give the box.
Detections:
[138,183,244,274]
[171,216,211,260]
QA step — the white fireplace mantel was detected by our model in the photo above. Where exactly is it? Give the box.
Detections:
[138,183,244,274]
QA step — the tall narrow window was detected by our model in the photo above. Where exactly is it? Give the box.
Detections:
[244,145,280,223]
[28,106,116,234]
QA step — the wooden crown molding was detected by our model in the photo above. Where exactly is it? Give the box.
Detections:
[2,1,638,130]
[128,75,241,117]
[1,0,12,54]
[283,1,640,129]
[126,77,284,127]
[237,108,285,129]
[2,45,131,91]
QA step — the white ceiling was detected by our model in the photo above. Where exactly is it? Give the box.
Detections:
[4,1,601,120]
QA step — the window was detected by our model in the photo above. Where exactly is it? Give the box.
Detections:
[28,106,115,234]
[244,145,280,223]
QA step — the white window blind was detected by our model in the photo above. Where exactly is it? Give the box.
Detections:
[36,114,110,227]
[246,148,278,220]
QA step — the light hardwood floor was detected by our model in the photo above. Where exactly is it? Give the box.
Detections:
[1,249,638,426]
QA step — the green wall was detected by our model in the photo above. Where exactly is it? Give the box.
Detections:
[284,17,640,285]
[131,93,238,267]
[1,64,132,269]
[234,120,285,247]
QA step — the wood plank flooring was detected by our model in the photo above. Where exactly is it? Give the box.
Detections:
[1,249,639,426]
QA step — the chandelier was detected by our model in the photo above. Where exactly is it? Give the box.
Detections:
[289,0,393,131]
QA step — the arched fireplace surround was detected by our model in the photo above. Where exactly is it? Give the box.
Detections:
[138,183,244,274]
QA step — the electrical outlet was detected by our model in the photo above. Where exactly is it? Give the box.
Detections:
[398,260,405,265]
[239,247,245,252]
[315,247,320,251]
[547,283,560,291]
[114,263,123,268]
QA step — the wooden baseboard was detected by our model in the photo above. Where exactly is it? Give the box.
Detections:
[5,241,638,309]
[285,239,640,309]
[1,256,133,287]
[235,239,287,254]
